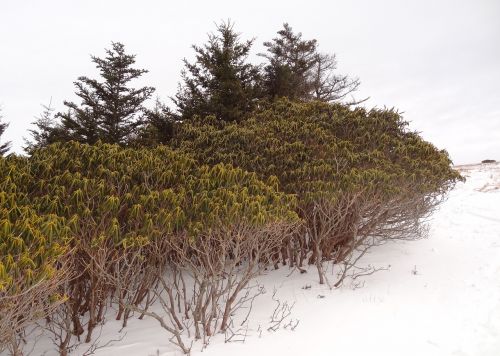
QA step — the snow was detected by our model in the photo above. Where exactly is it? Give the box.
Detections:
[21,163,500,356]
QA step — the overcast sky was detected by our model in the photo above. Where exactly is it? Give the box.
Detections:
[1,0,498,164]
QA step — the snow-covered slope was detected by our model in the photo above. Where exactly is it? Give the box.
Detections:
[27,163,500,356]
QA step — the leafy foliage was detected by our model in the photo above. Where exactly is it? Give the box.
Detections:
[174,99,462,282]
[1,142,297,351]
[178,98,460,198]
[0,156,71,354]
[26,142,296,234]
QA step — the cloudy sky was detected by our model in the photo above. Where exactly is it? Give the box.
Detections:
[1,0,498,164]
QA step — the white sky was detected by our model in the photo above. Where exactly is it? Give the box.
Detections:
[1,0,499,164]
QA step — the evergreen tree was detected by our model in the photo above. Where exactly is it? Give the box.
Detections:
[173,21,262,122]
[260,23,317,100]
[58,42,155,145]
[310,53,364,105]
[0,108,11,155]
[261,24,364,104]
[25,101,68,153]
[134,99,176,146]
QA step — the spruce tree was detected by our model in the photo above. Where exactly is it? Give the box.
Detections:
[173,21,262,122]
[0,108,11,155]
[58,42,155,145]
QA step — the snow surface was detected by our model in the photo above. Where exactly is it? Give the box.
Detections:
[21,163,500,356]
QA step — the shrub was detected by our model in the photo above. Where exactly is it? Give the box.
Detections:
[0,97,462,353]
[1,142,297,354]
[0,157,71,355]
[174,99,462,284]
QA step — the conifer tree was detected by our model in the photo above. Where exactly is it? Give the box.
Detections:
[173,21,262,122]
[260,23,317,100]
[0,108,11,155]
[261,24,364,104]
[134,99,176,146]
[58,42,155,145]
[25,101,67,153]
[310,53,364,104]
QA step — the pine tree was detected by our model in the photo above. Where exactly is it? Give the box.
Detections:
[58,42,155,145]
[0,108,11,155]
[173,21,262,122]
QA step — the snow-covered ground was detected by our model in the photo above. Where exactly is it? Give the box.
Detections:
[25,163,500,356]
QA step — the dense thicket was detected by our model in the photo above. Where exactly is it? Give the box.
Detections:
[1,99,461,354]
[0,157,70,355]
[3,21,463,356]
[0,142,297,355]
[174,99,462,283]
